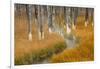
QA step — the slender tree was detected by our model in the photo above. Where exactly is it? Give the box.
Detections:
[26,4,33,40]
[65,7,71,34]
[85,8,89,27]
[37,5,44,40]
[47,6,53,33]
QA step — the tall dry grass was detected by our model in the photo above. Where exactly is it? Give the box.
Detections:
[50,16,94,63]
[15,12,66,65]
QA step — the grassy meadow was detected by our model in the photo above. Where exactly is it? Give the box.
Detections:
[15,8,94,65]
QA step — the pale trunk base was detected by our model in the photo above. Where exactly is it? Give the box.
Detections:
[49,28,52,33]
[28,32,32,41]
[42,32,44,39]
[72,24,76,30]
[39,31,44,40]
[39,31,41,40]
[85,21,88,27]
[92,22,94,26]
[67,24,71,34]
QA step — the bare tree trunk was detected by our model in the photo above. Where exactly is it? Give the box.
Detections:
[85,8,89,27]
[65,7,71,34]
[37,6,44,40]
[72,7,78,30]
[26,4,33,40]
[91,8,94,26]
[47,6,53,33]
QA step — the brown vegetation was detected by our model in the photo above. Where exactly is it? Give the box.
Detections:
[50,16,94,63]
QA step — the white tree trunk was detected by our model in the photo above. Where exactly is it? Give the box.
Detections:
[28,32,32,41]
[85,21,88,27]
[66,23,71,34]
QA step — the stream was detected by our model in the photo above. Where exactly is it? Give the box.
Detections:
[36,23,80,64]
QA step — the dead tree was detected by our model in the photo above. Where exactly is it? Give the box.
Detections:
[71,7,78,29]
[47,6,53,33]
[64,7,71,34]
[26,4,33,40]
[90,8,94,26]
[85,8,89,27]
[37,5,45,40]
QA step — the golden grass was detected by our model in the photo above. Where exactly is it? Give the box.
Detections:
[50,16,94,63]
[15,13,66,65]
[15,12,94,64]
